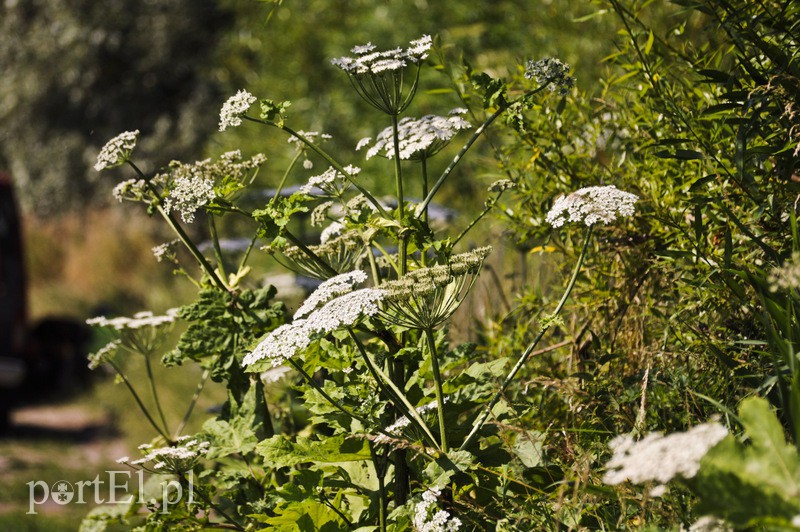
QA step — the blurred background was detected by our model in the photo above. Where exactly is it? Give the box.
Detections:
[0,0,619,528]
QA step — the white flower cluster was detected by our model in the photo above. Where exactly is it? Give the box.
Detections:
[358,110,471,160]
[374,400,439,445]
[319,221,344,245]
[95,130,140,171]
[412,488,462,532]
[545,185,638,228]
[287,130,332,145]
[159,150,266,223]
[603,421,728,490]
[87,339,121,370]
[122,436,210,473]
[152,240,179,263]
[164,174,216,223]
[219,89,257,131]
[294,270,368,319]
[243,275,385,368]
[86,308,180,330]
[112,178,148,202]
[524,58,575,95]
[769,252,800,292]
[331,35,432,75]
[300,165,359,196]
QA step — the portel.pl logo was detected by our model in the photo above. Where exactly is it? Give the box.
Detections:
[26,470,194,515]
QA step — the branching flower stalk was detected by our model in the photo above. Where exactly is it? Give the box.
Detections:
[415,82,556,219]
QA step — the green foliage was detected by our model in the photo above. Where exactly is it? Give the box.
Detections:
[695,397,800,527]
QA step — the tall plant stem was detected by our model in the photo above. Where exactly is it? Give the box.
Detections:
[392,114,404,221]
[460,226,593,451]
[424,328,448,452]
[208,214,228,281]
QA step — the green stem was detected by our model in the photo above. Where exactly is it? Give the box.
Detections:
[283,230,339,277]
[174,368,211,438]
[391,114,405,220]
[459,225,593,451]
[424,328,448,452]
[181,474,245,531]
[208,214,228,282]
[271,148,304,205]
[108,359,172,442]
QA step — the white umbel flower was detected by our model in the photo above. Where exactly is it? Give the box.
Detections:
[545,185,638,228]
[243,282,385,368]
[219,90,256,131]
[164,175,216,223]
[603,422,728,488]
[294,270,368,319]
[412,488,462,532]
[95,130,139,171]
[360,110,471,160]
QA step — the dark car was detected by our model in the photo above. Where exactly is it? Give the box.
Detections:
[0,172,91,431]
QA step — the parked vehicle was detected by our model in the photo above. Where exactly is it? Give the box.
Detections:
[0,172,90,431]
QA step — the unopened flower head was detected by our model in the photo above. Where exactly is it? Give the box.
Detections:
[488,179,516,193]
[412,487,462,532]
[603,421,728,490]
[294,270,368,319]
[381,246,492,329]
[331,35,432,114]
[545,185,638,228]
[525,58,575,95]
[95,130,139,171]
[769,252,800,292]
[279,231,366,280]
[260,365,292,385]
[243,287,385,368]
[219,89,256,131]
[360,110,471,160]
[311,201,334,227]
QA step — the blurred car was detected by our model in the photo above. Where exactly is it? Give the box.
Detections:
[0,172,91,431]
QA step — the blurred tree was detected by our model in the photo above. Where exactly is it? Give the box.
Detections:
[0,0,233,213]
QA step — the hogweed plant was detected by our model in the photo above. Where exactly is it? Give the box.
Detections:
[84,33,639,530]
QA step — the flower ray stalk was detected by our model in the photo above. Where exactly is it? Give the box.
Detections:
[127,161,228,291]
[348,329,440,449]
[107,358,172,443]
[245,118,388,217]
[460,225,593,451]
